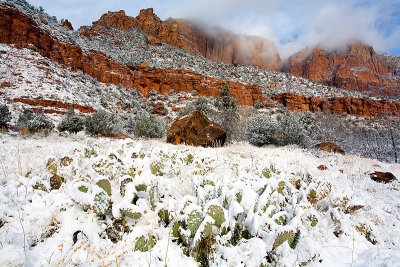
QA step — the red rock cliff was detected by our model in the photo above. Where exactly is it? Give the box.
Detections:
[283,43,400,96]
[79,8,282,71]
[0,4,263,106]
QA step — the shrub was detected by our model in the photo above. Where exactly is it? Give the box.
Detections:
[57,108,84,133]
[278,112,307,147]
[178,97,214,117]
[214,84,240,142]
[85,110,117,135]
[132,115,167,138]
[215,84,237,111]
[245,114,280,146]
[17,109,54,133]
[0,104,11,128]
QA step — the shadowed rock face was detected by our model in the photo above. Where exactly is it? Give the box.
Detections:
[283,43,400,96]
[79,8,282,71]
[167,111,226,147]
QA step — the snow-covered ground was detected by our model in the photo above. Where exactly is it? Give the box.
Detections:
[0,134,399,266]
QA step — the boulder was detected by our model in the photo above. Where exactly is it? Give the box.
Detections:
[369,172,397,183]
[315,142,345,155]
[167,111,226,147]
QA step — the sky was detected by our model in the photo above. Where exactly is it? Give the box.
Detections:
[28,0,400,59]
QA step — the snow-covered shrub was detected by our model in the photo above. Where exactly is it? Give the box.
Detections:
[57,108,84,133]
[214,84,237,111]
[132,115,167,138]
[17,109,54,133]
[178,96,214,117]
[245,114,280,146]
[278,112,308,147]
[85,110,117,135]
[0,104,11,128]
[214,84,240,142]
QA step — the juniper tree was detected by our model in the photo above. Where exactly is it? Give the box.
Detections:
[0,104,11,128]
[57,108,84,133]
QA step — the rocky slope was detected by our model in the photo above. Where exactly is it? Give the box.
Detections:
[283,42,400,96]
[79,8,282,71]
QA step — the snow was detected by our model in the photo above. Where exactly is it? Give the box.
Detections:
[0,134,399,266]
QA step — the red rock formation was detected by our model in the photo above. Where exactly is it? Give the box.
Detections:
[60,19,73,31]
[1,4,399,118]
[284,43,400,96]
[272,93,400,117]
[79,8,282,70]
[13,98,96,113]
[0,4,263,106]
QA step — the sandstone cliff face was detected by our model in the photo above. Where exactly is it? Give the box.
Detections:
[283,43,400,96]
[79,8,282,71]
[272,93,400,117]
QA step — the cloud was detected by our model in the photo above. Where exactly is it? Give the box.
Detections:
[28,0,400,58]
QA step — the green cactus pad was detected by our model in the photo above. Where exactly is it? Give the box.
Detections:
[150,162,164,176]
[187,211,203,237]
[207,205,225,227]
[97,179,111,196]
[121,209,141,220]
[94,191,110,215]
[158,209,170,225]
[273,230,296,250]
[135,184,147,192]
[78,185,88,193]
[172,221,185,238]
[46,158,57,175]
[134,235,156,252]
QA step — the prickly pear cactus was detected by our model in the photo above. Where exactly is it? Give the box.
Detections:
[120,177,133,197]
[93,191,110,216]
[150,162,164,176]
[135,184,147,192]
[172,221,185,238]
[158,209,170,225]
[60,156,73,167]
[78,185,88,193]
[207,205,225,227]
[50,174,64,190]
[121,209,141,220]
[277,181,285,195]
[262,167,271,179]
[84,147,97,158]
[187,211,203,237]
[134,235,156,252]
[272,230,296,250]
[33,182,48,192]
[97,179,111,196]
[46,158,57,175]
